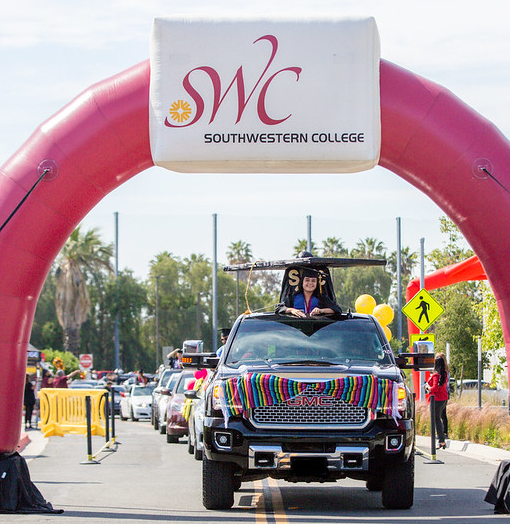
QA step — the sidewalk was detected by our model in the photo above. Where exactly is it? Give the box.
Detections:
[415,434,510,465]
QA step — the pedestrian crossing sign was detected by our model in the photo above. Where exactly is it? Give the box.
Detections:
[409,333,436,347]
[402,288,444,331]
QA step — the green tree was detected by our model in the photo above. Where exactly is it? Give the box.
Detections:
[31,267,63,351]
[475,281,506,386]
[293,239,317,256]
[43,349,80,374]
[351,237,386,259]
[80,270,149,371]
[426,216,482,379]
[321,237,347,257]
[338,266,393,311]
[54,227,113,355]
[434,293,482,379]
[226,241,253,264]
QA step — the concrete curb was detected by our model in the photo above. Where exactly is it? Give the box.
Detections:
[416,434,510,465]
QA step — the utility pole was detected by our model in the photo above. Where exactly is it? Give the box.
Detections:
[307,215,312,253]
[114,212,120,370]
[155,275,162,369]
[396,217,402,345]
[212,214,218,353]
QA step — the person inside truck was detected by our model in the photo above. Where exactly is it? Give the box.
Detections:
[276,268,341,317]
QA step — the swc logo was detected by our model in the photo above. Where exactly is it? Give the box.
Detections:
[164,35,302,128]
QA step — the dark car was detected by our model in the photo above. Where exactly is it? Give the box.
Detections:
[166,371,195,443]
[194,311,432,510]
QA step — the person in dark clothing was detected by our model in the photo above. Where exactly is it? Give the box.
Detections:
[24,374,36,429]
[276,268,341,317]
[53,369,80,388]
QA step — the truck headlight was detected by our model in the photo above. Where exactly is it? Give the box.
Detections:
[212,383,224,411]
[397,385,407,413]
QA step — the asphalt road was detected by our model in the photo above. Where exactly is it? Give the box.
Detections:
[6,419,503,523]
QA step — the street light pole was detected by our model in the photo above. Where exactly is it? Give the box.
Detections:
[155,275,162,369]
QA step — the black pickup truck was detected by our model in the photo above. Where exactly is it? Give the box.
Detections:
[191,310,432,511]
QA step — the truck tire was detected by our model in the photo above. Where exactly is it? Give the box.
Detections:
[159,421,166,434]
[381,452,414,509]
[203,456,235,509]
[188,437,195,455]
[195,447,203,461]
[154,414,159,431]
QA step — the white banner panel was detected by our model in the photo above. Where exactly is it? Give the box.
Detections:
[149,17,380,173]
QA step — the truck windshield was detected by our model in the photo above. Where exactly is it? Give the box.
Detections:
[225,316,393,368]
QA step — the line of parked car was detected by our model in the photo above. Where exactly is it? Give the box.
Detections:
[146,367,210,459]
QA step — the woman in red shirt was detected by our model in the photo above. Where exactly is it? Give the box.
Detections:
[426,356,449,449]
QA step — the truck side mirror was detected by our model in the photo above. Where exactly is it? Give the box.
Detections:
[182,352,219,370]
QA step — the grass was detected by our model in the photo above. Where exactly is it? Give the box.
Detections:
[415,400,510,449]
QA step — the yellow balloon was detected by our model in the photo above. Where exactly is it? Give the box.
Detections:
[383,325,392,342]
[355,294,376,314]
[373,304,394,326]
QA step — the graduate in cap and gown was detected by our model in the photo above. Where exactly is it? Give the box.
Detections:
[276,267,341,317]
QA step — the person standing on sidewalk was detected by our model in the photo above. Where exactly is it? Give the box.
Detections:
[425,356,449,449]
[435,352,450,439]
[24,374,36,429]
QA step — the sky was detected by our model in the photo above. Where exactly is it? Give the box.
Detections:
[1,1,509,280]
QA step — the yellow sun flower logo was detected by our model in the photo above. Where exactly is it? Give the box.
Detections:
[169,100,192,123]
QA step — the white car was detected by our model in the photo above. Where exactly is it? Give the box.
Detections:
[119,384,155,421]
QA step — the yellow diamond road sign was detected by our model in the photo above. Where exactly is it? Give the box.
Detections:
[402,289,444,331]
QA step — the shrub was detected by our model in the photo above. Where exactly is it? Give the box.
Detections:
[415,400,510,449]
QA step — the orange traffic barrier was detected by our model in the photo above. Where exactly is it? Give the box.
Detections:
[38,389,108,438]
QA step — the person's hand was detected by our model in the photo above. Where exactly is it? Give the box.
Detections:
[288,308,306,318]
[310,307,323,316]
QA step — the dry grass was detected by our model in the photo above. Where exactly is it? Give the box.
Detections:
[415,400,510,449]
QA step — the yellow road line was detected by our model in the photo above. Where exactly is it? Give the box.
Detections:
[254,478,289,524]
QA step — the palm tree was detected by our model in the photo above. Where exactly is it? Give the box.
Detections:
[55,227,113,355]
[293,239,317,256]
[387,247,417,278]
[321,237,347,257]
[226,241,253,264]
[351,237,386,259]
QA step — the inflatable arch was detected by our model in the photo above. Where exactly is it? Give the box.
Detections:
[2,58,510,453]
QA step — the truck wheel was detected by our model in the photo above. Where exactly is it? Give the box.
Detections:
[366,476,383,491]
[194,447,203,461]
[233,477,242,492]
[188,437,195,455]
[154,415,159,431]
[203,456,235,509]
[382,452,414,509]
[159,421,166,434]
